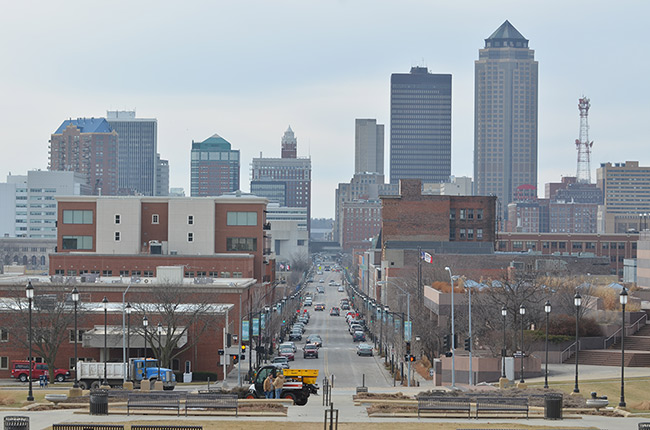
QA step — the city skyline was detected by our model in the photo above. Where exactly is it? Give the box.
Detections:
[1,2,649,218]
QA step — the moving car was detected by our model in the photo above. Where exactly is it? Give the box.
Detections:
[319,279,325,283]
[330,307,340,316]
[271,356,290,369]
[280,341,297,353]
[306,334,323,347]
[337,286,344,292]
[352,330,366,342]
[356,343,373,356]
[289,330,302,341]
[314,303,325,311]
[304,299,312,306]
[303,344,319,359]
[279,344,295,360]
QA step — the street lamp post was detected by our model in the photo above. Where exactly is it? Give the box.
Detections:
[142,316,148,359]
[468,282,473,386]
[544,301,551,389]
[157,323,163,383]
[619,288,628,407]
[519,304,526,384]
[444,267,456,388]
[72,287,80,389]
[26,282,34,402]
[102,297,108,386]
[125,303,132,381]
[573,292,582,393]
[377,279,411,387]
[501,306,507,379]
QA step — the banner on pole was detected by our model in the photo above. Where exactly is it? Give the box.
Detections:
[242,320,249,342]
[404,321,412,341]
[252,318,259,336]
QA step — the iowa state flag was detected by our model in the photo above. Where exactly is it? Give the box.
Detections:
[420,250,433,264]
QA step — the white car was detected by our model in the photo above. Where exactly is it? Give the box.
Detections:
[337,286,344,292]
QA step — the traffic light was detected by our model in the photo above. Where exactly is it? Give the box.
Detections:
[464,337,471,351]
[227,333,232,347]
[241,345,246,353]
[443,334,450,351]
[405,341,411,355]
[408,355,416,362]
[231,354,238,364]
[453,334,458,349]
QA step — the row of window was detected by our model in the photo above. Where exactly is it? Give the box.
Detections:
[450,209,484,220]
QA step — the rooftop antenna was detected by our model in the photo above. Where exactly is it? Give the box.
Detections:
[575,96,593,184]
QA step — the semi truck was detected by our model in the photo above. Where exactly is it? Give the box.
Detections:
[76,358,176,390]
[246,365,318,405]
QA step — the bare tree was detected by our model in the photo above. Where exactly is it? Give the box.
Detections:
[131,284,222,372]
[0,285,79,380]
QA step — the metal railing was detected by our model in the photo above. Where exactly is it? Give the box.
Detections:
[604,313,647,349]
[560,341,578,363]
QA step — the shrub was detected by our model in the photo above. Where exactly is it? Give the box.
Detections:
[548,314,601,337]
[190,371,220,381]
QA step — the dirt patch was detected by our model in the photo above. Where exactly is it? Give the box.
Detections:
[367,403,416,414]
[238,403,287,413]
[417,387,588,408]
[353,392,412,401]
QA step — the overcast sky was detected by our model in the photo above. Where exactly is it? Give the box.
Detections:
[1,1,648,218]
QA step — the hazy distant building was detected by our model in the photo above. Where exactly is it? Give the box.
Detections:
[474,20,538,218]
[169,187,185,197]
[597,161,650,233]
[390,67,451,185]
[155,154,169,196]
[106,110,158,196]
[0,170,88,238]
[190,134,240,197]
[251,127,312,231]
[423,176,473,196]
[49,118,119,195]
[355,119,384,175]
[266,203,308,263]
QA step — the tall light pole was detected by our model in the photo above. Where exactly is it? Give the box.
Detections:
[157,322,163,382]
[501,306,507,379]
[573,292,582,393]
[519,304,526,384]
[444,267,456,388]
[72,287,80,389]
[377,279,411,387]
[125,303,132,381]
[142,315,148,360]
[619,288,628,407]
[544,301,551,389]
[26,282,34,402]
[102,297,108,386]
[467,281,473,386]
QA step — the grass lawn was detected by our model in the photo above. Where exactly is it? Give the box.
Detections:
[529,376,650,413]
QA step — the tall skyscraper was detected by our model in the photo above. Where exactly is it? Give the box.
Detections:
[355,119,384,175]
[106,110,158,196]
[251,127,312,231]
[474,20,539,218]
[190,134,240,197]
[390,67,451,185]
[155,153,169,197]
[49,118,119,195]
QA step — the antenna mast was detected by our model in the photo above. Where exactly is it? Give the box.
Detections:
[575,96,593,184]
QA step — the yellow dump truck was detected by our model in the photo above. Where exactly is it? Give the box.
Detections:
[246,365,319,405]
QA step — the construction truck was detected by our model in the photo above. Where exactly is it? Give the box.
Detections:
[246,365,318,405]
[76,358,176,390]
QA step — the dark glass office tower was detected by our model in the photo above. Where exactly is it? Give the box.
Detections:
[390,67,452,185]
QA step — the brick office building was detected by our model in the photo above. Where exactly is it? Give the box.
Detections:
[381,179,497,251]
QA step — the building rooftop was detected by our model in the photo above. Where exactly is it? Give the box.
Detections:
[192,134,233,151]
[485,20,528,46]
[54,118,113,134]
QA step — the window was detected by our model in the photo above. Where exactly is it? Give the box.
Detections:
[184,271,195,278]
[477,229,483,240]
[476,209,484,220]
[209,271,219,277]
[115,232,121,241]
[62,210,93,224]
[467,229,474,239]
[0,329,7,342]
[188,215,194,225]
[114,214,120,224]
[188,232,194,242]
[152,214,159,224]
[102,270,112,276]
[227,212,258,226]
[459,229,466,239]
[233,272,243,278]
[0,357,7,370]
[62,236,93,250]
[467,209,474,219]
[143,270,154,277]
[513,241,523,249]
[297,240,305,246]
[227,237,257,251]
[69,329,84,342]
[196,271,206,277]
[460,209,466,220]
[120,270,129,276]
[132,270,141,276]
[67,270,77,276]
[220,271,231,278]
[449,209,456,220]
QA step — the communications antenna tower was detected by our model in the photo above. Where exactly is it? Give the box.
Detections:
[575,96,593,184]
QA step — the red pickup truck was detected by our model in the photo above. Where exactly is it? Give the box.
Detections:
[11,361,70,383]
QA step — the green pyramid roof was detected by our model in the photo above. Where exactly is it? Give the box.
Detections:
[485,20,528,47]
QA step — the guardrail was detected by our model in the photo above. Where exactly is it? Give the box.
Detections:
[560,341,578,363]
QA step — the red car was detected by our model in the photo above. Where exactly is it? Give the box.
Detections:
[278,345,295,361]
[11,361,70,383]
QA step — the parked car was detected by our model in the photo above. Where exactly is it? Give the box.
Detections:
[271,356,290,369]
[357,343,373,356]
[349,324,364,335]
[11,361,70,383]
[330,307,340,316]
[353,330,366,342]
[303,344,319,359]
[306,334,323,347]
[279,345,295,361]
